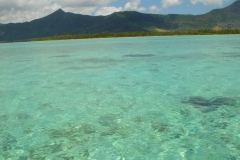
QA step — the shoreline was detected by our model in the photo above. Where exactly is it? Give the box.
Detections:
[30,30,240,42]
[1,30,240,43]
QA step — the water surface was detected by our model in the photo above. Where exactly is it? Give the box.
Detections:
[0,36,240,159]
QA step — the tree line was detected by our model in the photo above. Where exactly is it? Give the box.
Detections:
[32,29,240,41]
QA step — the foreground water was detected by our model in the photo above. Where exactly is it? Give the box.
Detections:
[0,35,240,159]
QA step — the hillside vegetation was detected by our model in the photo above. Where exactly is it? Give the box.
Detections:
[32,29,240,41]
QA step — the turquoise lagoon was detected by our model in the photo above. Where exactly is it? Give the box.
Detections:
[0,35,240,159]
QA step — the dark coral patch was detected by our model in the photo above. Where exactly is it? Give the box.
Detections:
[182,96,236,107]
[210,97,236,106]
[2,133,17,151]
[182,96,237,113]
[151,121,168,133]
[183,96,212,106]
[98,114,118,127]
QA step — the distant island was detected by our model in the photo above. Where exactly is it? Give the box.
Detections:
[0,0,240,42]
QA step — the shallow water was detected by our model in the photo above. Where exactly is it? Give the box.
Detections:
[0,35,240,159]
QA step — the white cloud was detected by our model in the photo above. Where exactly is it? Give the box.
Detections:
[149,5,161,13]
[0,0,231,23]
[95,0,146,16]
[0,0,50,11]
[56,0,113,8]
[0,0,148,23]
[63,7,97,15]
[0,0,115,23]
[161,0,182,8]
[124,0,146,11]
[190,0,228,5]
[95,7,123,16]
[0,2,61,24]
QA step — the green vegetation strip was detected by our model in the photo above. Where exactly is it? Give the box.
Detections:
[32,29,240,41]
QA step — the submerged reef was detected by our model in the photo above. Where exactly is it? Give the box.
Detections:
[98,114,130,138]
[2,133,17,151]
[182,96,238,113]
[151,121,168,133]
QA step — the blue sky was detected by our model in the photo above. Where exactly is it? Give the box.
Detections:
[0,0,236,24]
[106,0,235,15]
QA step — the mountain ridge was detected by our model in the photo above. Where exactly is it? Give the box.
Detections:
[0,0,239,42]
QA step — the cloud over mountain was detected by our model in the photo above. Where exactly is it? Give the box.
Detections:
[0,0,234,24]
[190,0,229,5]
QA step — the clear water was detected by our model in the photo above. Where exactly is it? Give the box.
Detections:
[0,35,240,160]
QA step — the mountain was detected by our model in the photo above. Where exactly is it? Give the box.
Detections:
[0,0,240,42]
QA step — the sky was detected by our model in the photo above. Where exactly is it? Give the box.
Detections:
[0,0,235,24]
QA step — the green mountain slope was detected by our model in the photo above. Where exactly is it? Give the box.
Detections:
[0,0,239,42]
